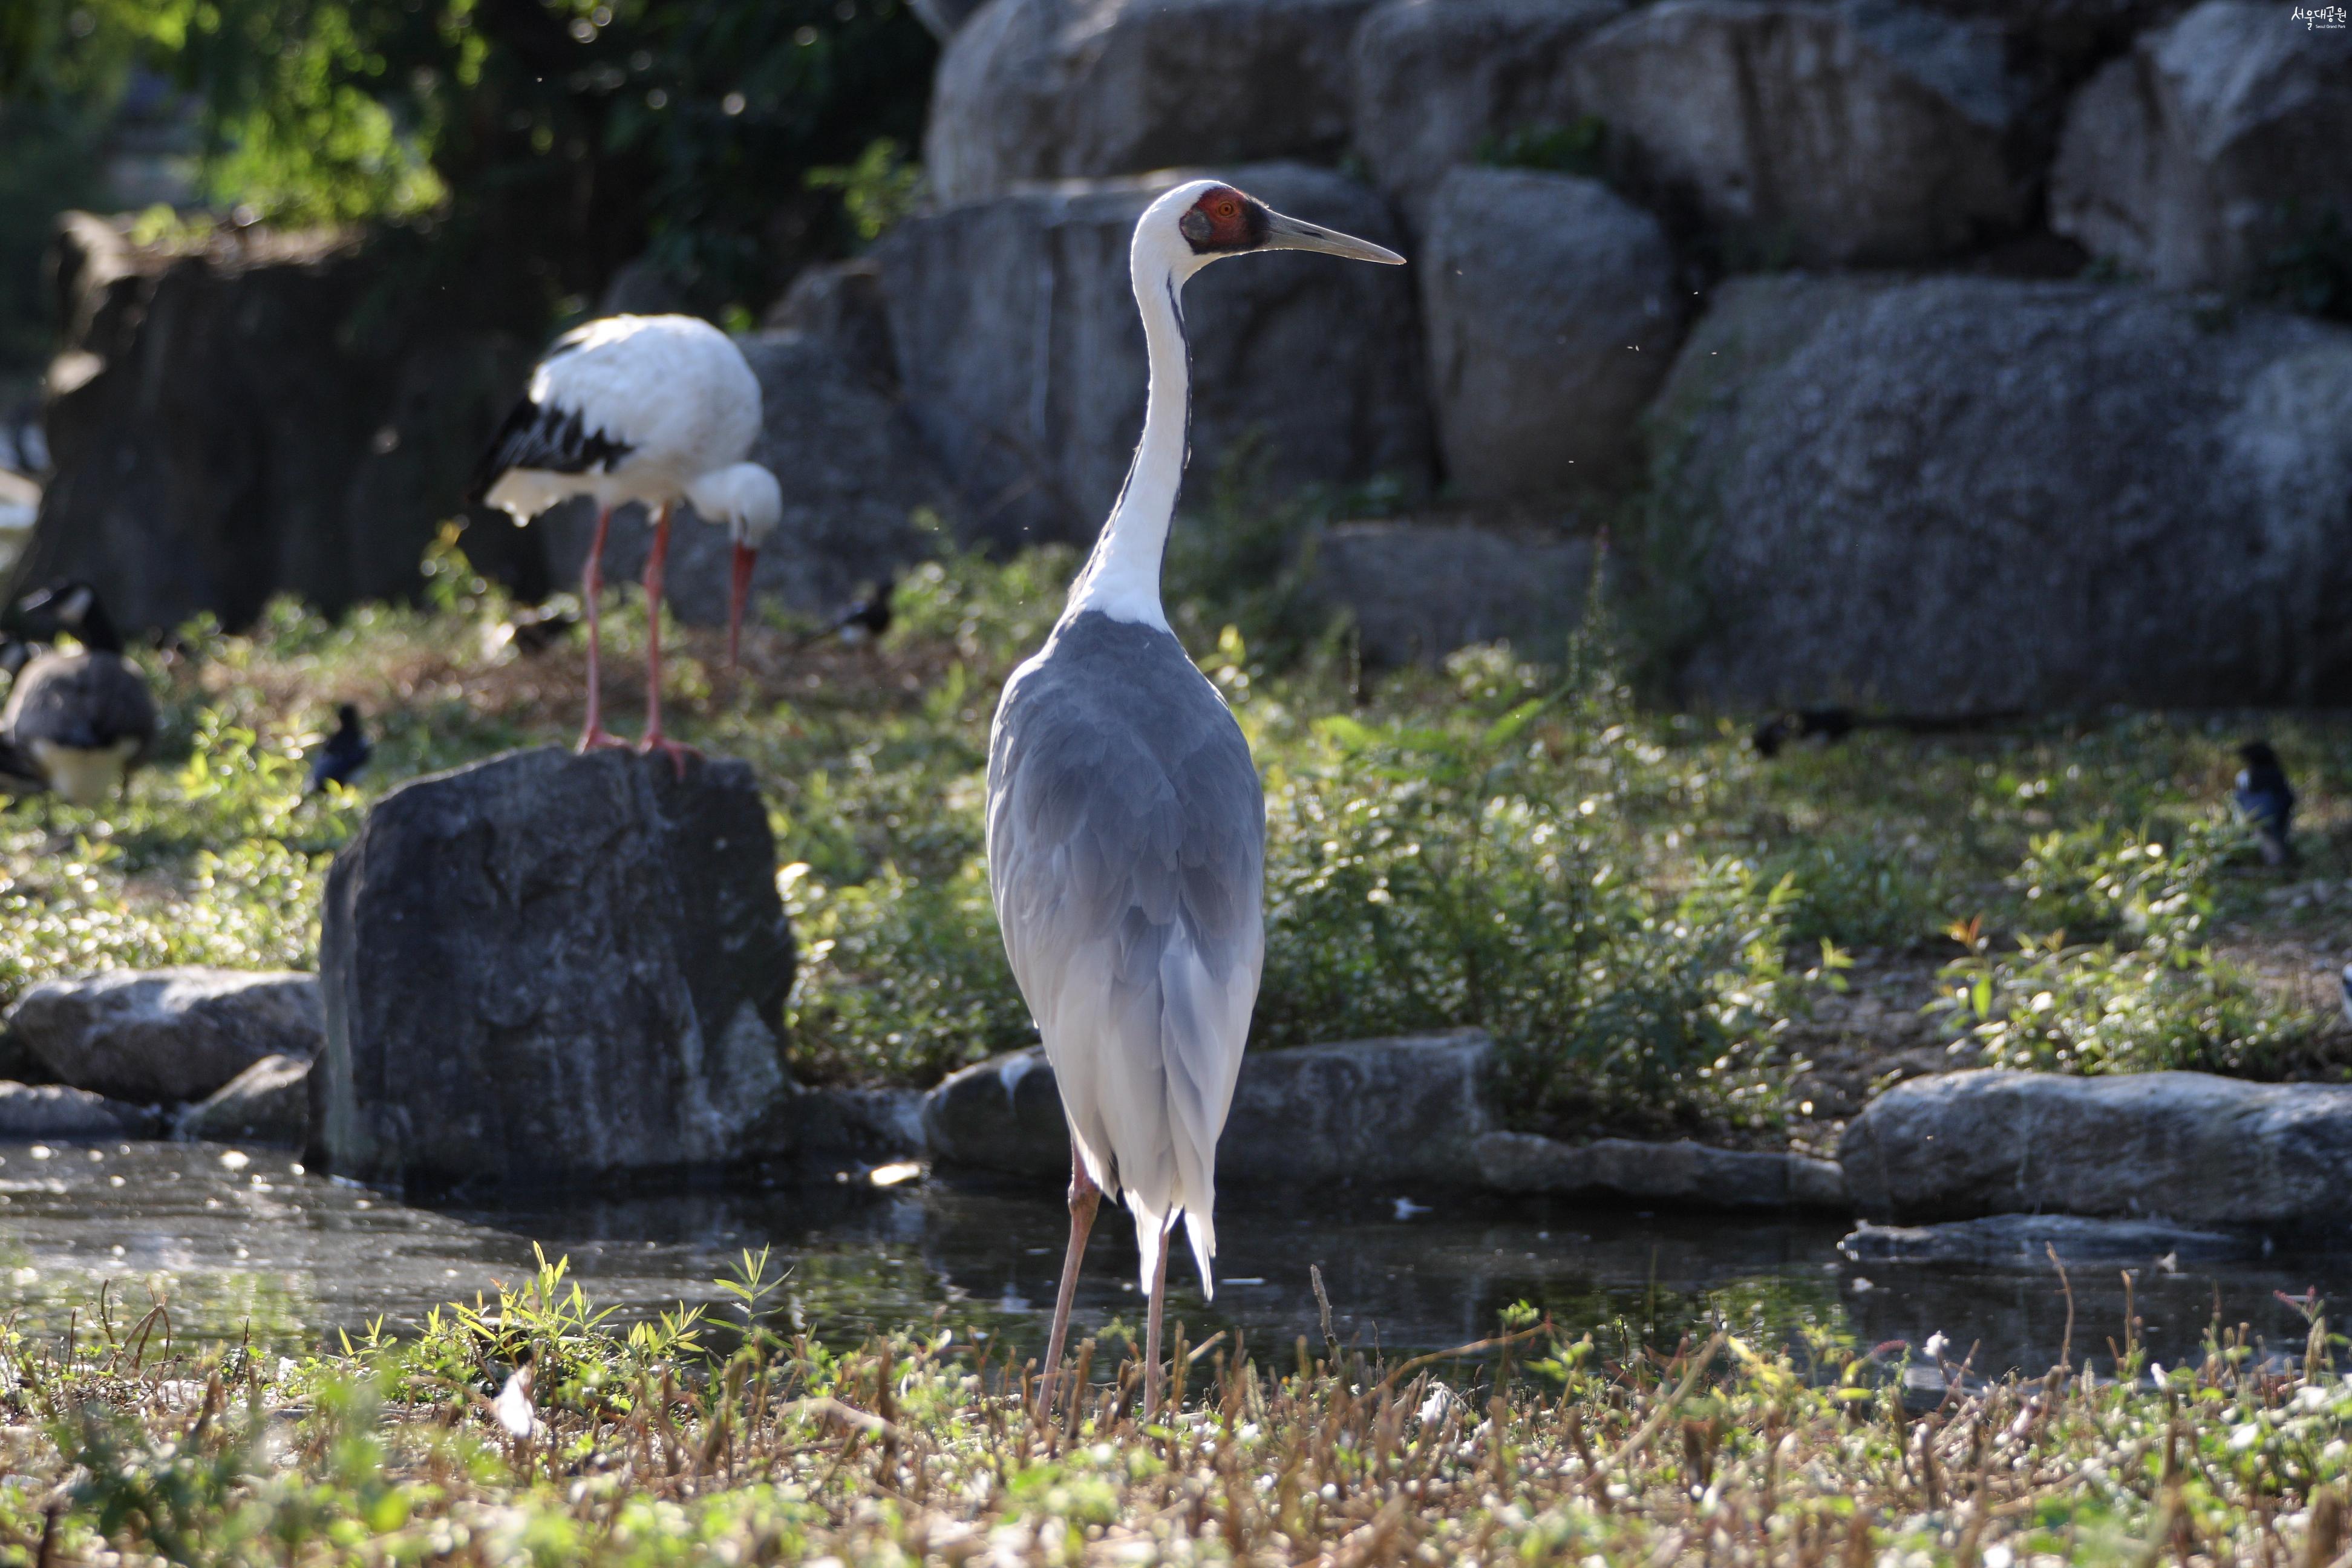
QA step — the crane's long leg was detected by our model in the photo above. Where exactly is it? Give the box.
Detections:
[578,505,624,751]
[1142,1216,1172,1423]
[1039,1139,1100,1420]
[638,502,697,778]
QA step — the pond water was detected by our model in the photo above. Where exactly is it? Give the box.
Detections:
[1,1139,2347,1379]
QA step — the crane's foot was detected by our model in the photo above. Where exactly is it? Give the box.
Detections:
[641,733,699,779]
[578,726,631,753]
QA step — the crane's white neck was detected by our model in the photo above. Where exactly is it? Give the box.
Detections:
[1063,235,1200,632]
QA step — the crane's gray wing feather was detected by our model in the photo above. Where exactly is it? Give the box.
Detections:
[987,612,1264,1288]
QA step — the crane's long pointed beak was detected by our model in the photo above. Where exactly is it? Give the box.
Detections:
[1262,211,1405,265]
[728,543,756,672]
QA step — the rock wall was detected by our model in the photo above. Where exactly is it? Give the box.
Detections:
[1649,273,2352,711]
[23,215,540,634]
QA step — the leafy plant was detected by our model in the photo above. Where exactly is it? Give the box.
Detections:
[1477,117,1610,181]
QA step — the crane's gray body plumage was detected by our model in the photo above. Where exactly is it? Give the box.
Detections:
[986,609,1265,1291]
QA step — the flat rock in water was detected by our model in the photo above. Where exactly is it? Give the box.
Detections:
[798,1086,928,1165]
[175,1054,311,1147]
[924,1032,1497,1187]
[1475,1130,1846,1210]
[4,967,322,1104]
[1841,1069,2352,1233]
[1839,1214,2257,1267]
[0,1082,158,1139]
[875,163,1429,549]
[1651,274,2352,711]
[315,747,799,1188]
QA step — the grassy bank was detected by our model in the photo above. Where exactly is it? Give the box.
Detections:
[2,542,2348,1144]
[3,1261,2348,1566]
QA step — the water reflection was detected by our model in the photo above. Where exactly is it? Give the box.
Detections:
[0,1140,2344,1379]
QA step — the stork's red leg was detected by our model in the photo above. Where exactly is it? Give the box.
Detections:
[638,502,697,778]
[728,541,757,673]
[1039,1138,1100,1421]
[578,505,625,751]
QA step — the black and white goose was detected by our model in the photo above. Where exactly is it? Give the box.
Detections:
[1,581,157,808]
[468,314,783,764]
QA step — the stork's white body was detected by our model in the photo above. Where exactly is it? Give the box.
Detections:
[480,315,771,530]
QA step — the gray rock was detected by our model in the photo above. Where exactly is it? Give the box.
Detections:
[763,259,898,392]
[537,327,948,624]
[1839,1214,2256,1267]
[1840,1069,2352,1232]
[175,1054,310,1146]
[1301,520,1593,665]
[1475,1130,1846,1210]
[924,1030,1497,1186]
[0,1082,157,1139]
[1650,273,2352,710]
[4,967,322,1104]
[876,164,1431,549]
[25,214,541,636]
[798,1086,928,1165]
[315,747,798,1188]
[1420,168,1684,496]
[1347,0,1627,229]
[2049,2,2352,291]
[925,0,1379,204]
[1567,0,2025,265]
[907,0,991,41]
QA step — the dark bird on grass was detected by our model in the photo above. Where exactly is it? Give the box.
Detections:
[0,581,157,808]
[468,314,782,765]
[305,704,372,795]
[2233,740,2296,866]
[987,179,1403,1422]
[491,601,582,657]
[796,576,895,650]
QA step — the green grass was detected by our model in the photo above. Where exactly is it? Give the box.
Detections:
[2,544,2346,1138]
[5,1259,2351,1566]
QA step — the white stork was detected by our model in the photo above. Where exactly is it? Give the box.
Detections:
[468,314,782,764]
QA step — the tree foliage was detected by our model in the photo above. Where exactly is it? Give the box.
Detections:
[2,0,938,326]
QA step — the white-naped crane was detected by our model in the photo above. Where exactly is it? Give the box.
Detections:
[0,581,158,808]
[985,181,1403,1420]
[468,313,783,766]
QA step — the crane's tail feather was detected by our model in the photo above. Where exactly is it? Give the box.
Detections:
[1131,1203,1175,1296]
[1184,1207,1217,1301]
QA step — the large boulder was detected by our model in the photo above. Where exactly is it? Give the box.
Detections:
[2050,2,2352,292]
[1347,0,1627,228]
[3,968,322,1104]
[1840,1069,2352,1232]
[175,1054,311,1146]
[1650,273,2352,711]
[315,747,798,1188]
[0,1082,157,1139]
[1301,520,1593,665]
[22,215,540,635]
[537,327,949,626]
[1566,0,2026,266]
[923,1031,1497,1187]
[876,164,1431,549]
[1420,168,1685,496]
[926,0,1379,204]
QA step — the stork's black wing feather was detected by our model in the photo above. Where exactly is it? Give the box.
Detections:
[465,398,633,502]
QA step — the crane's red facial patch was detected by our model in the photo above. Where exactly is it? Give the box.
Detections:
[1178,185,1267,253]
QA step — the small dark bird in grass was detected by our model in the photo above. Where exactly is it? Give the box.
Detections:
[306,704,372,795]
[798,577,895,650]
[495,601,582,657]
[2233,740,2296,866]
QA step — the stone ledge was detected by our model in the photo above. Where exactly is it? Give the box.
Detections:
[1475,1130,1846,1210]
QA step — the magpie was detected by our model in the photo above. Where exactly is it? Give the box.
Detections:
[305,704,373,795]
[2233,740,2296,866]
[797,576,895,650]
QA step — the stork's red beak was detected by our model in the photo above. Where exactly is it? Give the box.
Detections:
[728,543,757,671]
